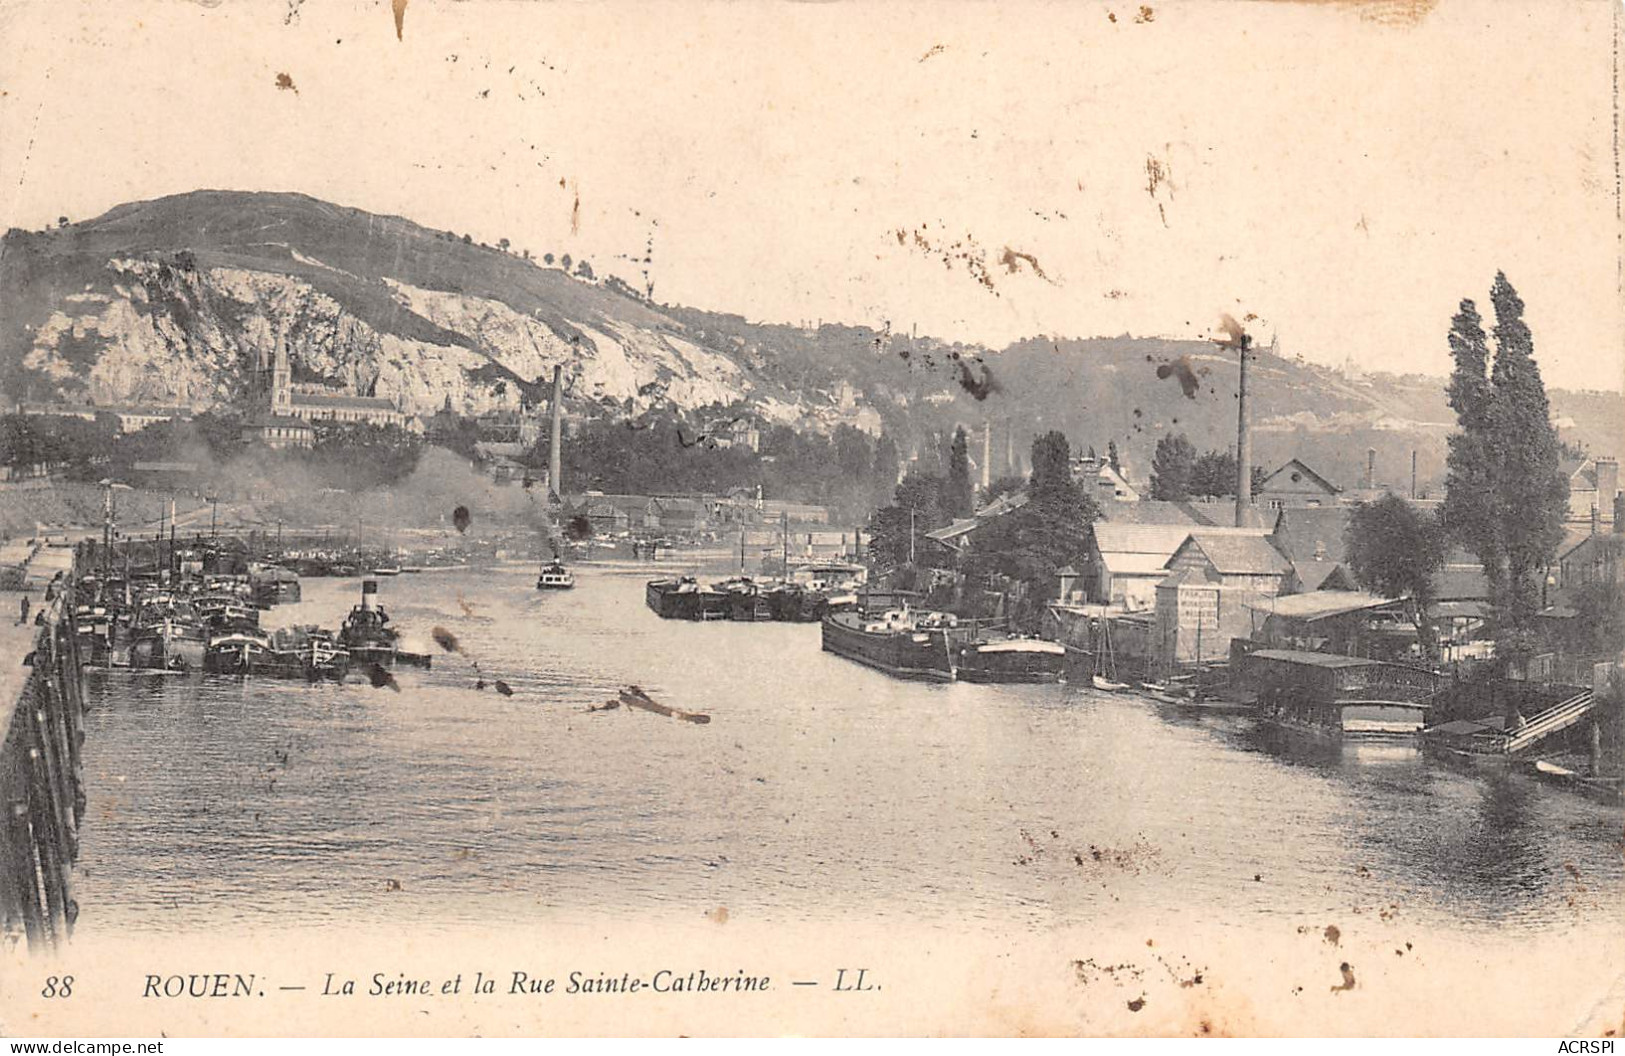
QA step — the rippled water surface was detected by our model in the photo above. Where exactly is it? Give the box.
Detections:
[75,563,1623,936]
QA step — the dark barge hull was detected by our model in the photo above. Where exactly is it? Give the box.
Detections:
[820,615,955,682]
[954,643,1066,684]
[645,581,730,620]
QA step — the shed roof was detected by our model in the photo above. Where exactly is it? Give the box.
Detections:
[1097,499,1205,525]
[1271,506,1352,565]
[1290,559,1350,592]
[1178,533,1292,575]
[1245,590,1394,621]
[1094,523,1196,556]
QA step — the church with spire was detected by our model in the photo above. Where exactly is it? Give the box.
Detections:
[240,336,412,448]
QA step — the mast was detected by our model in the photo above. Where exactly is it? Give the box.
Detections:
[781,511,789,578]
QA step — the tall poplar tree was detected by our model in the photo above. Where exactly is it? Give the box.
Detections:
[1486,273,1568,632]
[1443,298,1502,598]
[1441,274,1569,663]
[946,426,975,519]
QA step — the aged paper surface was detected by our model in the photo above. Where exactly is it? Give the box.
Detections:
[0,0,1622,1038]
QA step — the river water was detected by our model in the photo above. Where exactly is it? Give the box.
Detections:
[75,562,1622,941]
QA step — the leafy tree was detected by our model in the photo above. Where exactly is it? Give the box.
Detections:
[981,473,1027,506]
[561,253,573,272]
[575,259,595,280]
[1442,276,1569,663]
[1345,495,1447,659]
[461,233,473,244]
[543,252,555,265]
[1190,449,1236,498]
[498,237,511,252]
[1443,297,1503,601]
[945,426,974,519]
[1149,432,1197,500]
[963,431,1098,630]
[866,472,946,572]
[1487,273,1568,632]
[1571,575,1625,657]
[870,434,900,510]
[1030,430,1072,494]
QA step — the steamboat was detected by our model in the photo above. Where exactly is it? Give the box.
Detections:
[337,579,432,668]
[536,559,576,590]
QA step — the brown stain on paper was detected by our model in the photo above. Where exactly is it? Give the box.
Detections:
[392,0,408,41]
[1272,0,1438,26]
[274,72,297,93]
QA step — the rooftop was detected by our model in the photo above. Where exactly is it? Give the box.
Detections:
[290,392,398,411]
[1178,533,1292,575]
[1245,590,1395,621]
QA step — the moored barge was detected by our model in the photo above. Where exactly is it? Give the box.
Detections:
[955,637,1067,683]
[1237,648,1440,738]
[645,577,731,620]
[820,608,958,682]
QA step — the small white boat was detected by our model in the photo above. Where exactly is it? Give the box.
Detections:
[1092,675,1130,692]
[536,560,576,590]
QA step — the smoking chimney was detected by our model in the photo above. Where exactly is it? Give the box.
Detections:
[549,364,564,498]
[1234,338,1252,527]
[361,579,378,612]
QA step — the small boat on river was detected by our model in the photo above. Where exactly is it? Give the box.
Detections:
[536,560,576,590]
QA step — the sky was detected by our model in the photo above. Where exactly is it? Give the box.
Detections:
[1,0,1621,391]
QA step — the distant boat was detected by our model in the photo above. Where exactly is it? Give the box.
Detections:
[1092,675,1130,692]
[536,560,576,590]
[372,565,402,577]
